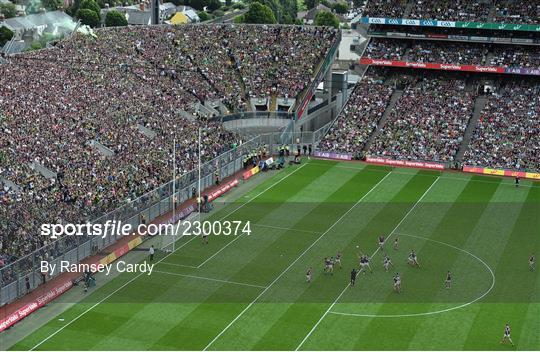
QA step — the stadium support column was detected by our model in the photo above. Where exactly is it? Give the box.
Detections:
[151,0,160,24]
[325,68,332,103]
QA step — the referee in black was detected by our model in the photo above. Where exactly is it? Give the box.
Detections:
[350,268,358,286]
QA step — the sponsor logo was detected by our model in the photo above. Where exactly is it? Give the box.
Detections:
[369,59,393,65]
[405,61,427,68]
[368,17,385,24]
[420,20,435,26]
[438,21,455,27]
[314,151,352,160]
[474,66,499,72]
[441,64,462,70]
[365,157,444,170]
[402,19,418,25]
[388,18,400,25]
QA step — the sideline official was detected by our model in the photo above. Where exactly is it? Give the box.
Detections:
[149,245,155,261]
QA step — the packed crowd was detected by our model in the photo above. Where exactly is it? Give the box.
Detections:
[362,0,539,25]
[369,24,540,41]
[409,0,492,22]
[408,41,487,65]
[364,38,407,60]
[364,38,540,68]
[464,81,540,171]
[494,1,540,25]
[318,82,393,156]
[230,26,336,99]
[368,77,475,162]
[490,45,540,68]
[0,24,336,281]
[362,0,408,18]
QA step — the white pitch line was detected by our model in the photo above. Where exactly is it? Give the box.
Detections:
[153,270,267,289]
[327,232,496,318]
[29,243,186,350]
[30,165,306,350]
[295,176,441,351]
[196,164,308,268]
[196,223,322,268]
[202,171,394,351]
[157,262,200,269]
[253,223,322,234]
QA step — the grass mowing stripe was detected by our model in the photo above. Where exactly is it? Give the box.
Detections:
[236,172,420,350]
[202,170,394,351]
[296,175,440,351]
[307,161,540,189]
[252,223,322,234]
[25,164,311,351]
[167,163,310,257]
[340,175,502,351]
[272,172,439,351]
[152,270,267,289]
[86,164,343,350]
[144,166,363,350]
[462,185,540,350]
[162,163,336,269]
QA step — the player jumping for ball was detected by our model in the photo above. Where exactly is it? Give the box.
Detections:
[323,257,330,274]
[378,235,385,249]
[393,273,401,293]
[383,253,394,272]
[359,254,372,274]
[500,323,514,346]
[407,250,420,268]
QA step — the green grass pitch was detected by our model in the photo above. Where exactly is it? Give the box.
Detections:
[9,160,540,350]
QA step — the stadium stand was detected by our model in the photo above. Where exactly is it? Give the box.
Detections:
[0,24,337,279]
[318,82,393,156]
[408,0,492,22]
[362,0,408,18]
[493,1,540,25]
[367,76,475,162]
[464,81,540,171]
[490,45,540,68]
[319,70,477,163]
[362,0,540,25]
[364,38,539,69]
